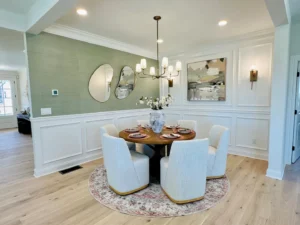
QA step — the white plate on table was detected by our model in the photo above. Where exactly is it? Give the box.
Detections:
[125,128,139,133]
[162,133,181,139]
[177,128,192,134]
[129,133,147,139]
[165,125,180,129]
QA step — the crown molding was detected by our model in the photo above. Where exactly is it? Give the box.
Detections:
[44,24,156,59]
[166,28,275,58]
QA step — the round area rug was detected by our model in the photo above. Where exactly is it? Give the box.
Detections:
[89,165,230,217]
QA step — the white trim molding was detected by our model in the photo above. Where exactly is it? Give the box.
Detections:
[44,24,156,59]
[32,108,151,177]
[266,168,285,180]
[285,55,300,165]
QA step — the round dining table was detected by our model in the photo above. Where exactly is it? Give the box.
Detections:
[119,127,196,183]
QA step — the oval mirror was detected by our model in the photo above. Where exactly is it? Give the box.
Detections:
[115,66,136,99]
[89,64,114,103]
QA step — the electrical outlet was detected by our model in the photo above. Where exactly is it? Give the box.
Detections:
[41,108,52,115]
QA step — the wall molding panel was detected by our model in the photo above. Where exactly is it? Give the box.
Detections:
[163,108,269,160]
[31,108,151,177]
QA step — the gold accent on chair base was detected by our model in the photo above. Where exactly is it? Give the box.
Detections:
[162,188,204,204]
[109,184,148,196]
[207,175,225,180]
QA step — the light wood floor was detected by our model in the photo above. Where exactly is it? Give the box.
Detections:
[0,129,300,225]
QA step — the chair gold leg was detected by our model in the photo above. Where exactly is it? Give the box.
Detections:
[207,175,225,180]
[109,184,148,196]
[162,188,204,204]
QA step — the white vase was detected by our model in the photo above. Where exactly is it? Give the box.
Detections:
[150,110,165,133]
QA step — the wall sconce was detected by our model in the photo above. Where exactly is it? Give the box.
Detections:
[168,79,173,87]
[250,65,258,90]
[167,65,176,88]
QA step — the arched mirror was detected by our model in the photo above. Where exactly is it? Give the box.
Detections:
[89,64,113,103]
[115,66,136,99]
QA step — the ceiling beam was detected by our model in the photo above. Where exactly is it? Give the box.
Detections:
[264,0,290,27]
[0,9,26,32]
[26,0,79,34]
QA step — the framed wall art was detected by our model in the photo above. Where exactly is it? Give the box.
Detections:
[187,58,226,101]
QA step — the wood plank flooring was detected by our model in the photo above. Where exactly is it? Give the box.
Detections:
[0,129,299,225]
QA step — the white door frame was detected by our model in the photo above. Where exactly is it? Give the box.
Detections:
[284,55,300,164]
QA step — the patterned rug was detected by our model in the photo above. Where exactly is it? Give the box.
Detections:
[89,165,230,217]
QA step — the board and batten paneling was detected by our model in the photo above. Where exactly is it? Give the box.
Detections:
[237,43,273,107]
[85,118,114,153]
[235,116,269,151]
[161,35,273,161]
[31,109,151,177]
[41,122,83,164]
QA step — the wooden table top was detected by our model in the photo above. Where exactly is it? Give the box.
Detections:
[119,127,196,145]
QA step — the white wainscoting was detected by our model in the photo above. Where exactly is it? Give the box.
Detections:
[164,108,269,160]
[31,109,151,177]
[31,107,269,177]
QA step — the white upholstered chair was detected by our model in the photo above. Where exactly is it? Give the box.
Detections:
[177,120,197,131]
[101,133,149,195]
[207,125,230,179]
[160,139,209,204]
[100,124,135,151]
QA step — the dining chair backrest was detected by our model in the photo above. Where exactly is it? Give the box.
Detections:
[101,133,140,189]
[100,124,119,138]
[177,120,197,131]
[164,139,208,200]
[209,125,229,150]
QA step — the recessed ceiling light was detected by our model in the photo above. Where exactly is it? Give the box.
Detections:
[218,20,228,27]
[157,39,163,44]
[77,8,87,16]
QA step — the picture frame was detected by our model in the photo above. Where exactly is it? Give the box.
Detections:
[187,57,226,101]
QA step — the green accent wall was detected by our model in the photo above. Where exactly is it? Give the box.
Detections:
[26,32,159,117]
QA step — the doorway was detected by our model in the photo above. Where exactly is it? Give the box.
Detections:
[0,74,18,129]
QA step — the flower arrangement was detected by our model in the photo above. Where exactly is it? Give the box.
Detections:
[137,95,173,110]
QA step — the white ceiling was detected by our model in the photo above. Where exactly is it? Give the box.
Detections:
[0,28,26,70]
[57,0,274,55]
[0,0,38,14]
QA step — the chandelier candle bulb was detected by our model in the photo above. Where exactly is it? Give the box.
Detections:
[136,64,142,73]
[162,57,168,68]
[150,67,156,75]
[141,59,147,69]
[176,61,182,71]
[168,65,174,73]
[134,16,181,79]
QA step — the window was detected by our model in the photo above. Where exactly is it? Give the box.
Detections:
[0,80,14,116]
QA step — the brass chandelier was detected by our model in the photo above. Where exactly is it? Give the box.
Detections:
[135,16,182,80]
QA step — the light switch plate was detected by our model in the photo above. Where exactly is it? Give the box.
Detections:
[41,108,52,115]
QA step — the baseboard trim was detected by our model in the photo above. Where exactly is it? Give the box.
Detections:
[266,167,285,180]
[34,153,103,177]
[228,147,268,161]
